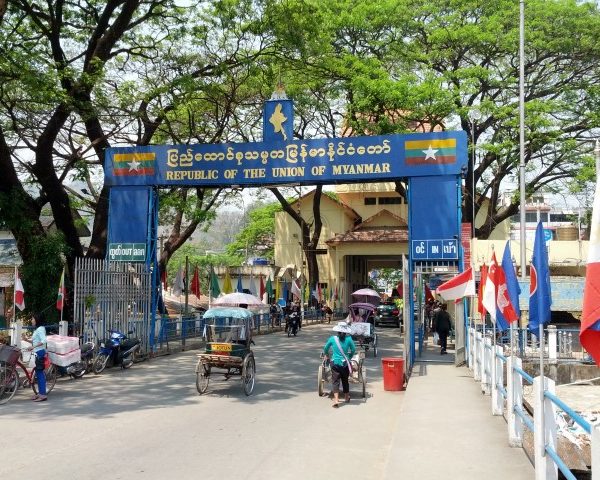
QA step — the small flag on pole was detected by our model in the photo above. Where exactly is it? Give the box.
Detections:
[580,141,600,365]
[190,266,201,298]
[528,222,552,332]
[14,267,25,311]
[291,279,301,298]
[56,267,66,311]
[436,267,475,301]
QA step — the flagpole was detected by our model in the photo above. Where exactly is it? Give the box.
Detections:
[539,321,545,459]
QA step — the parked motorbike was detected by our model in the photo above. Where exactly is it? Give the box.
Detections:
[64,341,95,378]
[93,329,141,374]
[287,312,300,337]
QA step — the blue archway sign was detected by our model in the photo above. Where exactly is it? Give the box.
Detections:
[105,96,468,362]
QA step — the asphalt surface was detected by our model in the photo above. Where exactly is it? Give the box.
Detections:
[1,323,533,480]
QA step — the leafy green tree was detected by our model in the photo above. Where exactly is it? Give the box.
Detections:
[263,0,600,238]
[226,201,282,261]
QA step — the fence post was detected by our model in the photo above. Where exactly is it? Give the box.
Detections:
[507,356,523,447]
[474,332,482,381]
[492,345,503,415]
[59,320,68,336]
[9,321,21,347]
[482,336,491,395]
[593,421,600,480]
[468,327,474,371]
[534,375,558,480]
[547,325,557,364]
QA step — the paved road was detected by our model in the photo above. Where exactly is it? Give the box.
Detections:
[1,323,405,480]
[1,323,534,480]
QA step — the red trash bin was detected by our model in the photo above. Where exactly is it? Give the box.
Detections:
[382,357,404,391]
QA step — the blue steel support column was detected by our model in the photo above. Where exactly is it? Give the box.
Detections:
[407,179,415,370]
[148,188,159,352]
[456,174,469,362]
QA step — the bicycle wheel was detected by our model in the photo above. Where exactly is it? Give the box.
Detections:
[93,353,109,374]
[242,354,255,396]
[0,366,19,405]
[195,362,210,394]
[32,365,57,395]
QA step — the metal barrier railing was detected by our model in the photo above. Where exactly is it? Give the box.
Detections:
[467,327,597,480]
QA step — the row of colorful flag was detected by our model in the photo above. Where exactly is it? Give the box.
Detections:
[12,266,67,314]
[436,222,552,333]
[162,265,276,300]
[436,220,600,366]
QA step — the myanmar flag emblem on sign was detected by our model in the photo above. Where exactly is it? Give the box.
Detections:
[113,152,156,176]
[404,138,457,165]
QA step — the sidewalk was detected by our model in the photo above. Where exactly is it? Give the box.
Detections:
[383,354,533,479]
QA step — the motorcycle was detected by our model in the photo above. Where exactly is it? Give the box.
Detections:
[287,312,300,337]
[64,340,95,378]
[93,329,141,374]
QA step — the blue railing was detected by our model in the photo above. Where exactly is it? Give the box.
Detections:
[473,326,595,479]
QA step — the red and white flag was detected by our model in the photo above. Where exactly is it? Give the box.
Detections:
[580,142,600,365]
[56,267,66,311]
[477,264,488,317]
[291,279,302,299]
[482,254,499,323]
[436,267,475,301]
[14,268,25,311]
[482,253,518,330]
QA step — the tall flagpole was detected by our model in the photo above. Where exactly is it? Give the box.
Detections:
[519,0,527,282]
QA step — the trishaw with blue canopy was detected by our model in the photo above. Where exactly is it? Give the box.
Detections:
[195,307,256,396]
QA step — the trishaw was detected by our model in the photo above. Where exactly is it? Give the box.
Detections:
[195,307,256,396]
[346,302,378,357]
[318,349,367,399]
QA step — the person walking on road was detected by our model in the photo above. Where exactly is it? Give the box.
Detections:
[30,312,48,402]
[323,322,356,408]
[432,303,452,355]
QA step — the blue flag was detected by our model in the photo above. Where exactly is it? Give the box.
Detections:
[529,222,552,332]
[236,275,243,293]
[501,241,521,318]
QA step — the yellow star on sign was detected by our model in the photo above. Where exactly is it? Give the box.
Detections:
[269,103,288,141]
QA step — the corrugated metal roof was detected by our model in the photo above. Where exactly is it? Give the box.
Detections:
[0,239,21,267]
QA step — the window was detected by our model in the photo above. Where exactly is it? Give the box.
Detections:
[525,212,537,222]
[378,197,401,205]
[539,212,548,222]
[364,198,376,205]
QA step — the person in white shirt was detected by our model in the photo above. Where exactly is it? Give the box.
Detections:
[30,312,48,402]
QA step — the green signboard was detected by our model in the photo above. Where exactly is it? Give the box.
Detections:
[108,243,146,262]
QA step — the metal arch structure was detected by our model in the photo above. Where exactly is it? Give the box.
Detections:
[102,97,468,366]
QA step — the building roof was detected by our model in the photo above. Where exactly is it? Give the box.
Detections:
[289,190,361,221]
[0,239,22,267]
[359,209,407,228]
[326,227,408,245]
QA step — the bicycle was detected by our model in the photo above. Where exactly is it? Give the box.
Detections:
[0,345,58,405]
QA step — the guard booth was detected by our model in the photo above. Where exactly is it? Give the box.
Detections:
[91,93,467,372]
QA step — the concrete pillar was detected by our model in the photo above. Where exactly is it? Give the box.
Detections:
[59,320,68,336]
[482,336,491,395]
[593,422,600,480]
[548,325,557,364]
[474,332,482,381]
[508,356,523,447]
[534,376,558,480]
[9,321,21,347]
[492,345,504,415]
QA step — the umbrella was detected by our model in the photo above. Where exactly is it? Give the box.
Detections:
[351,288,381,305]
[202,307,254,320]
[213,292,266,307]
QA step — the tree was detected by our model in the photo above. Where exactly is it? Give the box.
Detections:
[0,0,278,313]
[262,0,600,238]
[226,201,282,261]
